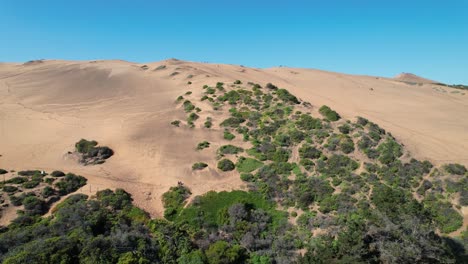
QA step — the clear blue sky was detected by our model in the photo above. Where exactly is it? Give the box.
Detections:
[1,0,467,84]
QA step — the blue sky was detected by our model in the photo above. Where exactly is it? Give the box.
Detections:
[1,0,467,84]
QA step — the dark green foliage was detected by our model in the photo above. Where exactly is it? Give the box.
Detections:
[218,145,243,155]
[0,169,7,174]
[3,185,18,193]
[75,139,98,154]
[0,190,162,263]
[223,131,236,140]
[54,173,87,195]
[204,117,213,128]
[296,114,322,130]
[74,139,113,164]
[18,170,42,176]
[443,163,467,175]
[42,186,55,198]
[188,112,199,122]
[423,194,463,233]
[196,141,210,150]
[338,124,351,134]
[171,120,181,127]
[319,105,340,121]
[299,144,322,159]
[183,100,195,112]
[265,83,278,90]
[234,80,242,84]
[6,177,28,184]
[51,170,65,177]
[217,159,235,171]
[192,162,208,170]
[377,138,403,164]
[356,116,368,126]
[205,241,246,264]
[276,88,300,104]
[22,180,41,189]
[220,117,245,128]
[162,183,191,221]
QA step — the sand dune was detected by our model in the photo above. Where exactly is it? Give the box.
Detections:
[0,59,467,217]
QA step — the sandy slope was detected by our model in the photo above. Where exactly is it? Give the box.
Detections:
[0,59,467,218]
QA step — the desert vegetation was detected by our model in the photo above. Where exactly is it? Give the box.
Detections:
[74,139,114,165]
[1,80,466,263]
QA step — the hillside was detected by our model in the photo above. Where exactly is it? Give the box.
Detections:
[0,60,467,262]
[0,59,467,219]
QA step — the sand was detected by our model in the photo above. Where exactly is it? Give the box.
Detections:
[0,59,467,219]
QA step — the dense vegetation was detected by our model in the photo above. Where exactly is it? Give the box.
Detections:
[167,80,466,262]
[1,80,467,263]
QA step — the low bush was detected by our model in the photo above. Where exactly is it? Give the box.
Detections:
[236,157,263,173]
[18,170,42,177]
[3,185,18,193]
[54,173,87,195]
[218,145,244,155]
[171,120,181,127]
[234,80,242,84]
[183,100,195,112]
[443,163,467,175]
[204,117,213,128]
[22,180,41,189]
[223,131,236,140]
[276,89,300,104]
[319,105,340,121]
[220,117,245,128]
[6,177,28,184]
[192,162,208,170]
[196,141,210,150]
[75,139,98,154]
[0,169,7,174]
[51,170,65,177]
[217,159,235,171]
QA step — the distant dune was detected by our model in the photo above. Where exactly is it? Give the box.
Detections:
[0,59,467,217]
[394,72,437,84]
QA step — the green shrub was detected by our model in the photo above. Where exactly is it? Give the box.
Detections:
[42,186,55,198]
[0,169,7,174]
[443,164,467,175]
[183,100,195,112]
[6,177,28,184]
[54,173,87,195]
[18,170,42,176]
[224,131,236,140]
[51,170,65,177]
[217,159,235,171]
[296,114,322,130]
[162,183,191,220]
[234,80,242,84]
[240,173,254,182]
[22,180,41,189]
[196,141,210,150]
[192,162,208,170]
[299,144,322,159]
[377,138,403,164]
[187,113,199,122]
[75,139,98,154]
[185,91,192,95]
[265,83,278,90]
[204,117,213,128]
[236,157,263,173]
[276,89,300,104]
[220,117,245,128]
[319,105,340,121]
[171,120,181,127]
[3,185,18,193]
[338,124,351,134]
[218,145,244,155]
